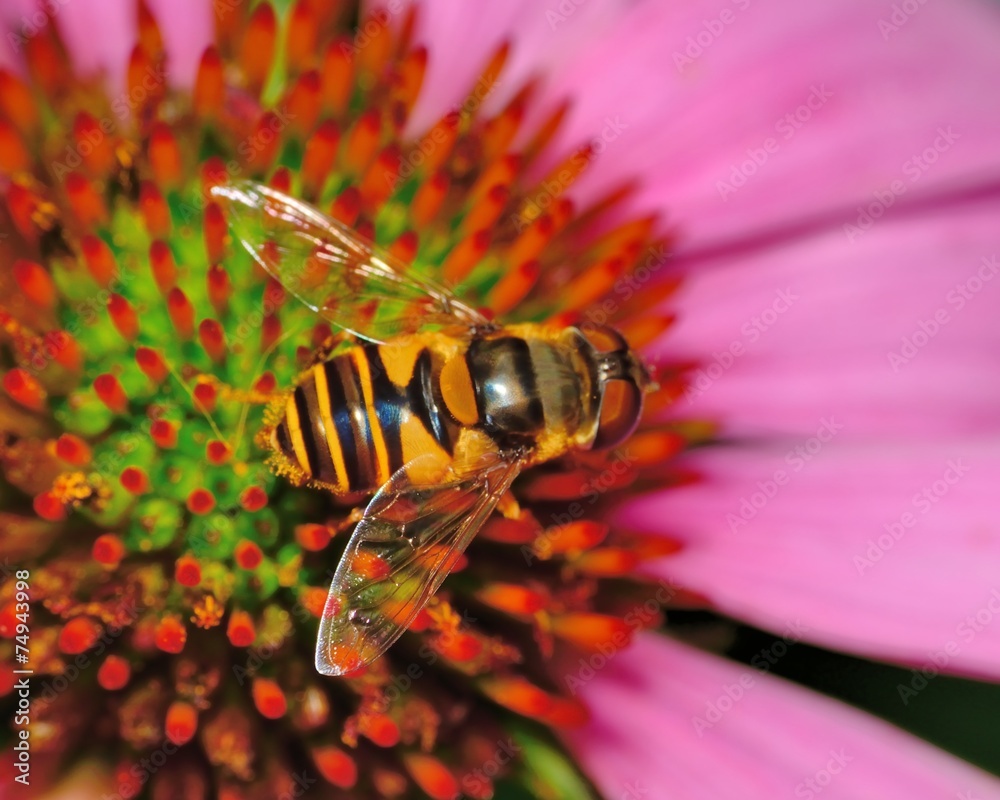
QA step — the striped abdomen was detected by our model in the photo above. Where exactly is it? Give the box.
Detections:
[271,328,596,494]
[274,341,462,494]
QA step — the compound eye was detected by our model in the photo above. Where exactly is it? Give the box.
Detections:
[581,325,629,354]
[592,379,642,449]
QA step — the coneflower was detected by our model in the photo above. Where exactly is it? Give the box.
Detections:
[2,1,1000,799]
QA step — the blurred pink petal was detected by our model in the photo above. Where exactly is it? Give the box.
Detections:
[533,0,1000,251]
[49,0,211,91]
[566,634,1000,799]
[628,441,1000,679]
[145,0,214,87]
[619,174,1000,678]
[658,197,1000,441]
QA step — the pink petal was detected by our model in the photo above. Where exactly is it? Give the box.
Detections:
[378,0,1000,251]
[655,197,1000,440]
[531,0,1000,251]
[565,634,1000,799]
[627,441,1000,679]
[145,0,214,87]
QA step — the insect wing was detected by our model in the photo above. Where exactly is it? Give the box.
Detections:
[211,181,490,342]
[315,453,523,675]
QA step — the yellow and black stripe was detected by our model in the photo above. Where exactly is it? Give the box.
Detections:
[274,341,465,493]
[271,327,613,495]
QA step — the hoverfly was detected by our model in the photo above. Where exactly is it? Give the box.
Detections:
[211,182,654,676]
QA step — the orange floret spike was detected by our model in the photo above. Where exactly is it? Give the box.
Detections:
[139,180,171,237]
[0,121,30,173]
[149,123,183,189]
[329,186,361,227]
[137,0,165,59]
[92,533,126,567]
[442,229,490,285]
[301,120,340,199]
[312,745,358,790]
[65,173,108,227]
[551,613,633,652]
[13,259,56,309]
[135,347,168,383]
[403,754,459,800]
[167,288,195,339]
[286,1,319,74]
[562,257,625,312]
[239,3,277,94]
[94,374,129,414]
[193,46,225,120]
[359,144,401,212]
[81,235,117,288]
[248,111,283,174]
[198,319,227,363]
[165,701,198,746]
[175,555,202,587]
[342,110,381,176]
[127,45,162,120]
[46,331,83,374]
[149,240,178,294]
[239,486,268,512]
[411,170,449,227]
[187,488,216,515]
[487,259,538,316]
[392,46,427,115]
[0,70,39,134]
[150,419,178,449]
[55,434,92,466]
[226,610,256,646]
[207,263,232,313]
[285,70,322,138]
[462,184,510,235]
[203,201,227,263]
[321,38,354,115]
[107,294,139,341]
[251,677,287,719]
[97,655,131,691]
[120,466,151,495]
[355,11,394,80]
[154,616,187,654]
[58,616,102,654]
[475,583,546,617]
[3,369,45,412]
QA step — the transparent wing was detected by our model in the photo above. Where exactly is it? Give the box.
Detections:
[211,181,492,343]
[315,452,523,676]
